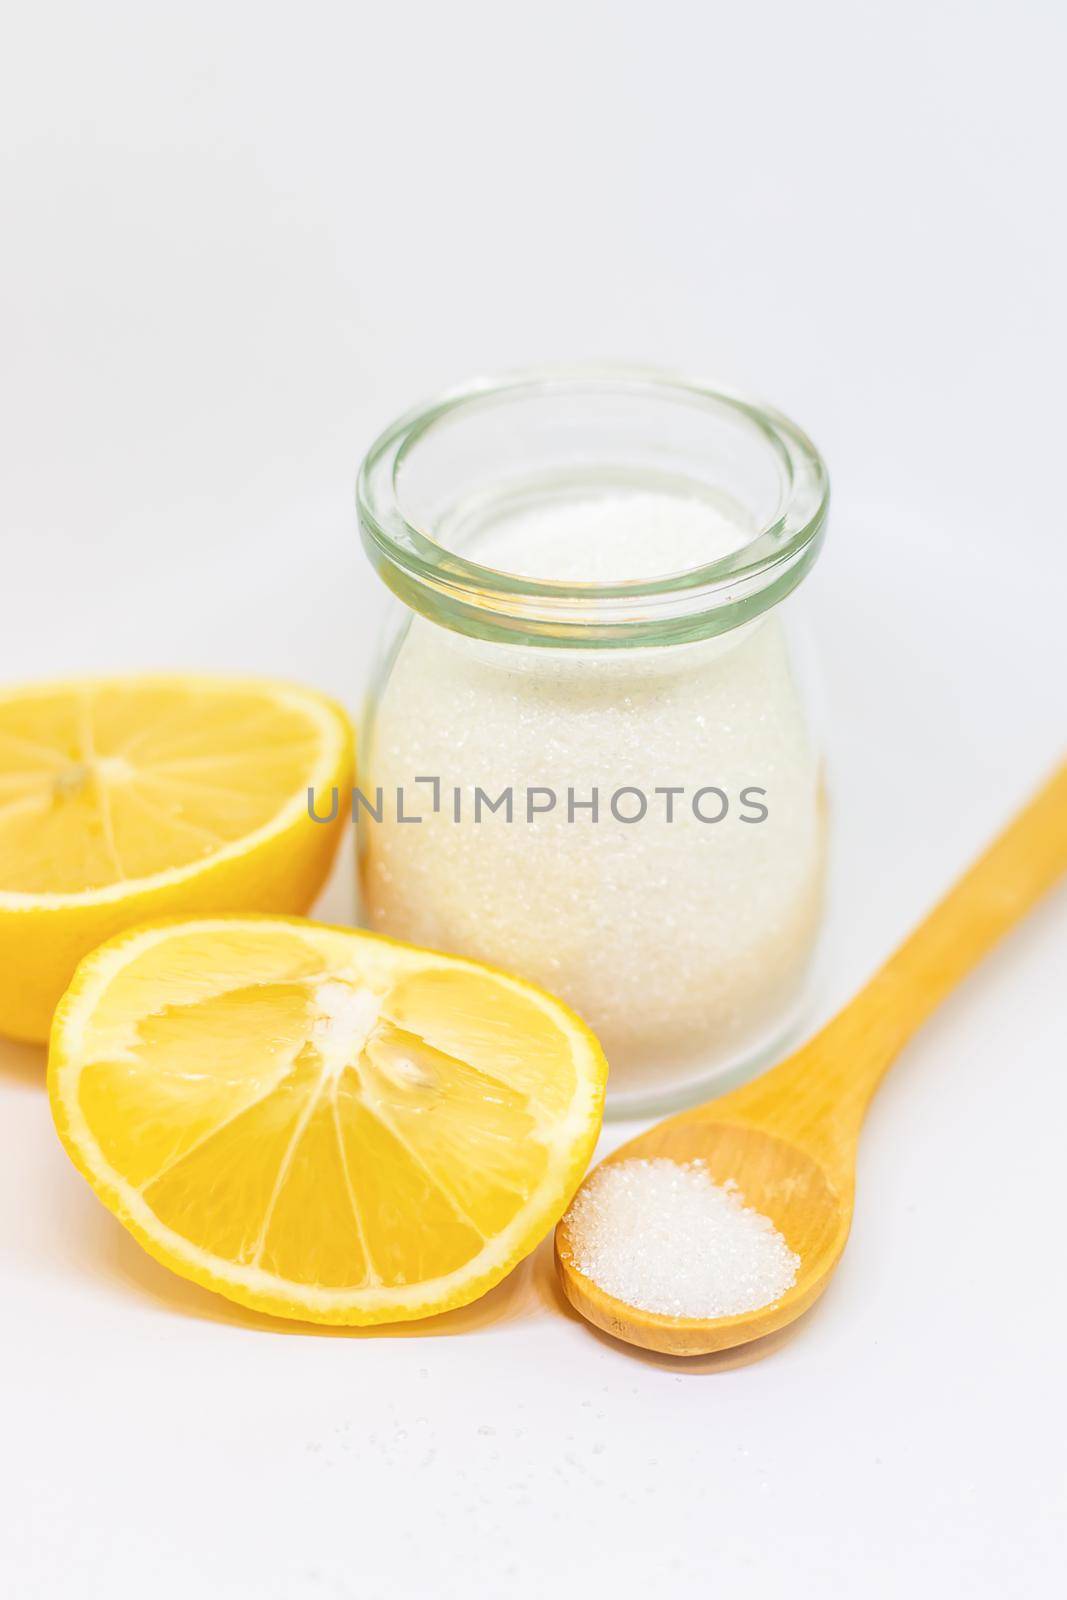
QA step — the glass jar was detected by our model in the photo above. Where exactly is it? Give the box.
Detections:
[356,369,829,1116]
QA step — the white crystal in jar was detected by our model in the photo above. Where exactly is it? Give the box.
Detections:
[359,492,826,1109]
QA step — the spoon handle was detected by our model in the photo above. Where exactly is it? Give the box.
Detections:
[729,759,1067,1146]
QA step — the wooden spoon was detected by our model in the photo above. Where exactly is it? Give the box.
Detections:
[555,760,1067,1356]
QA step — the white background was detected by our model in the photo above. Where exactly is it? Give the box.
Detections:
[2,2,1066,1595]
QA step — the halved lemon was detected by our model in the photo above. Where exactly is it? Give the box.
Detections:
[48,916,608,1323]
[0,675,353,1040]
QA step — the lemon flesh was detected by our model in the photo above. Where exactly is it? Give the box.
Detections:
[0,676,353,1039]
[48,917,608,1323]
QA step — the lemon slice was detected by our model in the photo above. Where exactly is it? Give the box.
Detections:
[0,676,353,1039]
[48,916,608,1324]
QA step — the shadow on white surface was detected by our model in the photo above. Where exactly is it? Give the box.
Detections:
[0,1035,47,1091]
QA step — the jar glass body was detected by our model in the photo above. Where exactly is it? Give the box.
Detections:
[356,371,830,1116]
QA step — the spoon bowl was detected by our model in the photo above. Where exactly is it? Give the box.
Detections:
[556,1107,851,1355]
[556,760,1067,1357]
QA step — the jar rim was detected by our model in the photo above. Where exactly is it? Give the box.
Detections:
[356,366,830,647]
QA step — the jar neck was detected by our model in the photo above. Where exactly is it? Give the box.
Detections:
[357,370,829,650]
